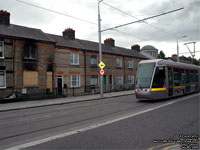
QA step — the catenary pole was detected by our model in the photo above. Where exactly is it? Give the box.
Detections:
[98,0,103,98]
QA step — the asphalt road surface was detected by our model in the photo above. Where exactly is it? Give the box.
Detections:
[0,93,199,150]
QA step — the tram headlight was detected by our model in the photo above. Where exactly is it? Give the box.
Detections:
[144,88,150,92]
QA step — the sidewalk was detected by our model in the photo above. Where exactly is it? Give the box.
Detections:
[0,90,135,112]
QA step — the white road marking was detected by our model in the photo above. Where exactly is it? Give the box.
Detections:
[5,93,199,150]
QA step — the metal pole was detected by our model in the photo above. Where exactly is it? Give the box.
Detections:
[177,35,187,62]
[177,38,179,62]
[98,0,103,98]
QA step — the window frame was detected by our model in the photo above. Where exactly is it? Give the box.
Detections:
[70,53,79,65]
[70,75,81,88]
[128,75,134,84]
[116,75,123,85]
[0,70,6,89]
[116,58,122,68]
[128,60,134,69]
[90,75,99,86]
[24,44,37,60]
[0,41,4,59]
[90,55,98,66]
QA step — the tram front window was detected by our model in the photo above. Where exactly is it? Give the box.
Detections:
[136,63,155,88]
[152,67,166,88]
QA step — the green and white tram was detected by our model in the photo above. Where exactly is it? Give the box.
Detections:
[135,59,200,100]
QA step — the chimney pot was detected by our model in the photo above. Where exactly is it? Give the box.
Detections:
[104,38,115,47]
[62,28,75,40]
[131,44,140,52]
[0,10,10,25]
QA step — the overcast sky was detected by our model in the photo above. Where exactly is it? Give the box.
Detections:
[1,0,200,59]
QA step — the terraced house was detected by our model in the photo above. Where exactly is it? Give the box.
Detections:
[0,10,55,99]
[0,10,147,99]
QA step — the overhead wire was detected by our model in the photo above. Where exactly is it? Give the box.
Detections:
[101,1,182,38]
[16,0,149,42]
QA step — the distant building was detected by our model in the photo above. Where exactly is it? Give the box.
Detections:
[168,54,191,64]
[140,45,158,59]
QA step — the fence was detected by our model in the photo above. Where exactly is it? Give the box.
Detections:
[0,83,135,102]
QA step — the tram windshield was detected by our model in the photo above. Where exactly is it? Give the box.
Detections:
[136,63,155,88]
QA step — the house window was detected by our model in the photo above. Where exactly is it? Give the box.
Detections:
[0,41,4,58]
[116,58,122,68]
[70,53,79,65]
[24,43,37,60]
[70,75,81,87]
[116,75,123,85]
[0,70,6,88]
[90,55,97,66]
[128,75,134,84]
[128,60,134,69]
[90,75,98,85]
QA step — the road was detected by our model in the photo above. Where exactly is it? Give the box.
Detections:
[0,93,199,150]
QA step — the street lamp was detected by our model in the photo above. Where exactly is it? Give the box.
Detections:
[98,0,103,98]
[177,35,187,62]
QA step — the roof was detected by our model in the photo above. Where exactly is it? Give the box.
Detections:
[141,45,158,51]
[139,59,200,70]
[0,24,54,43]
[46,33,147,59]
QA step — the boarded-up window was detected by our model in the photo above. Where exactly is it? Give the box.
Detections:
[23,71,38,86]
[47,72,53,92]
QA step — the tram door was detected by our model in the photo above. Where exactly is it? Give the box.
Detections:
[168,67,173,96]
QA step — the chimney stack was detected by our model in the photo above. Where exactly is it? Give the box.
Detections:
[62,28,75,40]
[0,10,10,25]
[131,44,140,52]
[104,38,115,47]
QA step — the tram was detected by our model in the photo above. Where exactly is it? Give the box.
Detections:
[135,59,200,100]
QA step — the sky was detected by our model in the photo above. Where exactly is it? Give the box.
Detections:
[1,0,200,59]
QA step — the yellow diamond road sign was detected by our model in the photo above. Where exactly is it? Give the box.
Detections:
[98,61,106,69]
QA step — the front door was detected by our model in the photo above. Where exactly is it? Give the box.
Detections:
[103,75,107,91]
[57,76,63,96]
[109,75,113,90]
[168,67,173,96]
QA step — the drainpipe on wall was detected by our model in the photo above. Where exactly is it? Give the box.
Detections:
[12,39,15,94]
[52,45,56,95]
[123,56,125,88]
[83,51,86,92]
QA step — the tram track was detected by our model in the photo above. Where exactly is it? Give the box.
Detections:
[0,95,130,121]
[0,100,150,141]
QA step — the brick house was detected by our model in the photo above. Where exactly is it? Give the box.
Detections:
[0,10,55,98]
[0,10,147,99]
[47,29,147,96]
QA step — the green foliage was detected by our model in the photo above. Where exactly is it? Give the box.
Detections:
[157,50,166,59]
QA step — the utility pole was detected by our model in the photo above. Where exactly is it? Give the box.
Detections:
[184,42,196,64]
[177,35,187,62]
[97,1,184,98]
[98,0,103,98]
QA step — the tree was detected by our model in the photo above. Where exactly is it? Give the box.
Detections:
[157,50,166,59]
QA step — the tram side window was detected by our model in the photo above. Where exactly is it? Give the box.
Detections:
[194,71,199,82]
[186,70,190,84]
[173,68,184,86]
[152,67,166,88]
[190,70,196,83]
